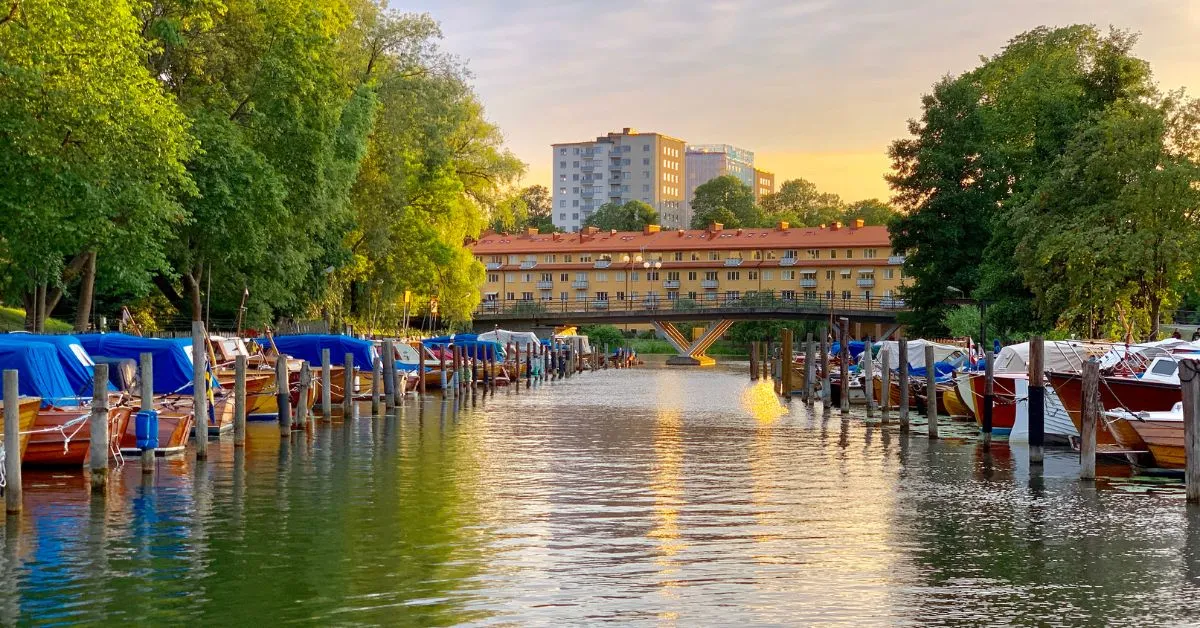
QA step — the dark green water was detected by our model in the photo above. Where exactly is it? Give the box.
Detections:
[4,360,1200,625]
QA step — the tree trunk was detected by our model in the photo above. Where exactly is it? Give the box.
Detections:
[73,251,96,332]
[185,267,203,321]
[22,290,35,331]
[36,283,47,332]
[1149,296,1161,341]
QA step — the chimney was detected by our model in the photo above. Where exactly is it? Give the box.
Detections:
[708,222,724,232]
[830,221,841,231]
[736,228,744,236]
[776,221,789,231]
[677,229,685,237]
[585,226,600,235]
[643,224,661,235]
[854,218,865,229]
[819,223,826,229]
[552,233,562,241]
[610,229,617,235]
[526,227,539,236]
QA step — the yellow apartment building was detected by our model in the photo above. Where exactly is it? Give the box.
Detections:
[468,221,906,313]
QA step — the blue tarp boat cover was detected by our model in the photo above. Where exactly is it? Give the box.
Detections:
[908,361,958,382]
[0,342,76,406]
[272,334,377,370]
[0,334,98,396]
[829,341,867,360]
[422,334,503,360]
[77,333,197,395]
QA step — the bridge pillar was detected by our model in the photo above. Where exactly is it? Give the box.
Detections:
[651,320,733,366]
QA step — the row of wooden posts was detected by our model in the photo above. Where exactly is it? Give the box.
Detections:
[2,323,636,513]
[751,326,1200,502]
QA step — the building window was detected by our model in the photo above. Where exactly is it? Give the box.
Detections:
[726,271,740,281]
[487,273,499,282]
[573,174,579,181]
[506,292,515,301]
[560,292,568,301]
[687,271,697,281]
[763,271,773,281]
[559,200,566,208]
[704,271,718,281]
[864,248,877,259]
[884,269,895,280]
[559,161,566,168]
[667,271,680,281]
[687,291,697,300]
[840,270,851,278]
[826,270,834,280]
[631,271,639,281]
[572,200,579,207]
[673,252,683,261]
[643,145,650,151]
[842,290,851,300]
[595,272,608,281]
[616,291,625,301]
[596,291,608,301]
[781,290,796,300]
[846,249,853,259]
[622,158,630,166]
[748,271,758,280]
[572,212,579,219]
[830,250,837,259]
[522,292,533,301]
[623,172,630,180]
[580,254,592,262]
[647,271,660,281]
[564,255,572,262]
[709,251,720,261]
[505,271,516,281]
[560,148,567,155]
[643,158,650,165]
[572,161,579,167]
[559,213,566,220]
[560,273,569,281]
[807,249,819,259]
[541,272,553,281]
[781,270,795,280]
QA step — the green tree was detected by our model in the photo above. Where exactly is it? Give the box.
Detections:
[489,184,556,234]
[841,199,898,226]
[580,324,624,350]
[690,175,761,228]
[0,0,195,330]
[584,200,658,231]
[759,178,843,227]
[1012,97,1200,339]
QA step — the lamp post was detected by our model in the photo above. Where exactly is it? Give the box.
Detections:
[622,253,642,311]
[643,258,662,309]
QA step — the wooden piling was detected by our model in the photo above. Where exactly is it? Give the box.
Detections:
[839,318,850,414]
[4,370,21,512]
[879,346,890,424]
[382,339,395,410]
[233,355,247,448]
[439,344,447,389]
[296,362,311,429]
[140,352,157,470]
[819,331,831,412]
[321,348,332,419]
[804,333,815,406]
[982,350,995,444]
[416,342,426,397]
[371,357,381,416]
[340,353,352,417]
[750,342,760,380]
[191,321,209,459]
[781,329,793,399]
[1029,335,1045,464]
[863,341,875,418]
[925,344,938,439]
[276,356,291,437]
[1080,359,1100,481]
[89,363,110,491]
[1182,358,1200,503]
[526,343,533,387]
[898,336,910,429]
[514,343,521,392]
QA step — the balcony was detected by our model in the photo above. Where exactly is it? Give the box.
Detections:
[590,300,609,310]
[581,187,595,197]
[779,258,798,266]
[485,262,503,271]
[663,280,680,289]
[857,278,875,287]
[519,260,537,269]
[537,280,553,290]
[701,279,719,289]
[888,255,906,265]
[572,280,589,289]
[800,279,818,288]
[593,260,612,269]
[723,258,743,267]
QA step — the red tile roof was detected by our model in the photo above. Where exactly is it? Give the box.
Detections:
[469,225,891,254]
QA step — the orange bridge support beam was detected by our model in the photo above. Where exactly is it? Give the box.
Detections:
[651,319,733,366]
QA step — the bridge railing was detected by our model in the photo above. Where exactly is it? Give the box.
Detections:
[474,293,908,318]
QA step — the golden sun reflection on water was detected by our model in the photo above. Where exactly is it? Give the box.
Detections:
[650,407,684,606]
[741,379,789,425]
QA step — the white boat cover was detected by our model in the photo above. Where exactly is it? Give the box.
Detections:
[994,341,1111,374]
[869,339,966,371]
[556,334,592,355]
[1096,339,1200,370]
[477,329,540,348]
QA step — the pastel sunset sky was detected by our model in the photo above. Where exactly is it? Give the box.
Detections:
[406,0,1200,202]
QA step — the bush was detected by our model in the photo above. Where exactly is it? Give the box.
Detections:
[637,328,659,340]
[580,324,624,350]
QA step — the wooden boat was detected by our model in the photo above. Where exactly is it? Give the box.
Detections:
[1120,406,1184,469]
[24,404,132,467]
[0,397,40,459]
[968,373,1020,436]
[119,398,194,456]
[1048,371,1180,448]
[942,385,973,419]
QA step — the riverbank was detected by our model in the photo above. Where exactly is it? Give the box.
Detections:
[0,306,71,332]
[628,337,749,357]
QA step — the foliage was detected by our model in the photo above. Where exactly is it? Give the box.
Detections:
[841,199,898,226]
[726,319,822,344]
[584,201,658,231]
[888,25,1165,339]
[759,178,843,227]
[580,324,624,350]
[941,305,996,344]
[490,185,557,233]
[690,175,762,228]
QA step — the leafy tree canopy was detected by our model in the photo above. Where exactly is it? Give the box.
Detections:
[690,175,761,229]
[584,201,658,231]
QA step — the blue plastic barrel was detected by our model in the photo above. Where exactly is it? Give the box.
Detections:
[135,409,159,449]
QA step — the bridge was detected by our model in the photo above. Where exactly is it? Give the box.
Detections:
[473,295,908,366]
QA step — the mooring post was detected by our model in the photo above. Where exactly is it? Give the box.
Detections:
[140,352,157,471]
[982,350,995,444]
[781,329,794,399]
[439,345,447,390]
[343,353,354,417]
[839,318,850,414]
[1029,335,1045,465]
[89,364,110,492]
[382,339,395,410]
[925,344,938,439]
[371,357,382,416]
[321,348,332,419]
[750,341,759,380]
[864,341,875,418]
[819,331,831,412]
[514,343,521,392]
[898,336,910,430]
[804,333,815,405]
[276,356,291,437]
[416,342,426,398]
[1080,358,1100,480]
[879,346,891,424]
[191,321,209,459]
[1182,358,1200,503]
[233,355,246,448]
[296,362,311,430]
[526,343,533,387]
[3,370,21,512]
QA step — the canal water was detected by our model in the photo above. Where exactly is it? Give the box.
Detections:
[3,359,1200,625]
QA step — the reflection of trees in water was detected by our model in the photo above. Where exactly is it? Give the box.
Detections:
[893,443,1200,624]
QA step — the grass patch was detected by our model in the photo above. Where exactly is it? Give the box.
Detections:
[0,306,73,333]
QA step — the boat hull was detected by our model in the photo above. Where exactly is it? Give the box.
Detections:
[1048,371,1179,448]
[1125,419,1183,469]
[120,397,194,455]
[24,405,132,467]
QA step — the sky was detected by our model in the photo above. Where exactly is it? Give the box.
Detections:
[404,0,1200,203]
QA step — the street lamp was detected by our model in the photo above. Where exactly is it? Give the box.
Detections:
[643,259,661,308]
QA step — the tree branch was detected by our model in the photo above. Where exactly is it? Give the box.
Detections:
[0,2,19,28]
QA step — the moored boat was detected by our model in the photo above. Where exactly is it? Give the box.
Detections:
[0,396,40,459]
[1116,404,1184,469]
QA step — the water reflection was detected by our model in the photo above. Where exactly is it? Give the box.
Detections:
[0,361,1197,623]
